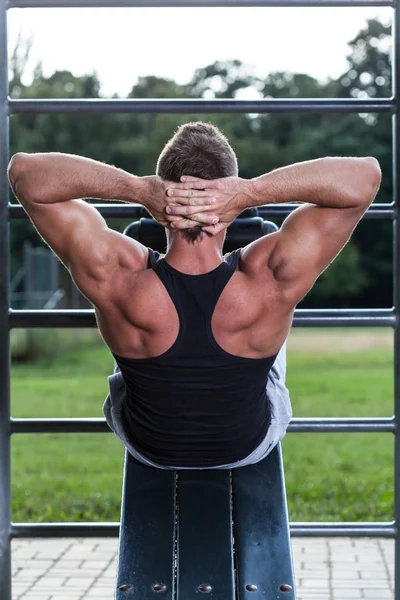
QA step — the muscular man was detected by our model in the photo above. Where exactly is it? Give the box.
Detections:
[8,122,381,470]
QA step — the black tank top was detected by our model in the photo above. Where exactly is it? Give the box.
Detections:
[113,248,278,468]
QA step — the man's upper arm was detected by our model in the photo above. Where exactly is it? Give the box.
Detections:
[21,199,147,304]
[245,201,369,303]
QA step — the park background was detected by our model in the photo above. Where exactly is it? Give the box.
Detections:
[6,8,395,524]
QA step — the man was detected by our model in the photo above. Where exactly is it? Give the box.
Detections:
[8,122,381,470]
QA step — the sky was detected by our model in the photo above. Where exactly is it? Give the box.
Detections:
[7,6,392,98]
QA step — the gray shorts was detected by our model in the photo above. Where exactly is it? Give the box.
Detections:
[103,342,292,470]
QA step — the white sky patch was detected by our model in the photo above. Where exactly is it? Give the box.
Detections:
[7,6,392,97]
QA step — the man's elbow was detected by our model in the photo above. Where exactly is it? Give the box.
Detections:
[8,152,28,182]
[358,157,382,206]
[8,153,35,203]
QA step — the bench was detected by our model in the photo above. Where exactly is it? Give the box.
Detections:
[116,444,295,599]
[116,212,296,599]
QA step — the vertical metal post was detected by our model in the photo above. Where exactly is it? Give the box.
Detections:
[0,2,11,599]
[393,3,400,599]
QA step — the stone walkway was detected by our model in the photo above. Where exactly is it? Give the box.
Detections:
[11,537,394,600]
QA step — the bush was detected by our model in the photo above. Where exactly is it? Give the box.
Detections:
[11,329,103,362]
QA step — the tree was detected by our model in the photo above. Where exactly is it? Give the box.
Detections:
[335,18,393,308]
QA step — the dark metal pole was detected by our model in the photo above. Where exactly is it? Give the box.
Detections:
[11,522,120,539]
[287,417,396,433]
[8,307,396,329]
[290,522,397,537]
[8,520,396,539]
[393,3,400,599]
[8,202,396,220]
[0,1,11,599]
[11,417,112,434]
[7,97,395,114]
[9,416,396,434]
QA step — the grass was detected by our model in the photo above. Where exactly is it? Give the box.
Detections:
[10,328,394,523]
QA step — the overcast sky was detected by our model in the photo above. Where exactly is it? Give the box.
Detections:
[7,6,392,97]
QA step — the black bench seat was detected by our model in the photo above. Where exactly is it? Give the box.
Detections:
[116,444,296,599]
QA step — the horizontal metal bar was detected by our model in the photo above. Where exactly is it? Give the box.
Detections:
[9,308,396,329]
[290,522,397,537]
[8,98,394,115]
[9,309,95,328]
[9,203,142,220]
[259,203,395,220]
[11,522,119,539]
[6,0,396,6]
[288,417,396,433]
[294,308,396,328]
[8,203,395,220]
[10,416,396,434]
[11,418,110,434]
[10,521,396,539]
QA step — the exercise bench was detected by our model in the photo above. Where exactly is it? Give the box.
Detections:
[116,212,296,599]
[116,443,295,599]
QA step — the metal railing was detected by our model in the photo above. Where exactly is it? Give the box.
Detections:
[0,0,398,599]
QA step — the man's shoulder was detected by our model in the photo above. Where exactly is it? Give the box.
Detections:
[234,233,280,277]
[114,235,150,272]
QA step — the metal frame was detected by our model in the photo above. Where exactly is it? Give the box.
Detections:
[0,0,398,598]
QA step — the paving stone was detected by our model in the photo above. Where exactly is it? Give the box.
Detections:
[21,596,53,600]
[301,579,332,589]
[29,577,68,587]
[299,592,331,599]
[363,590,394,599]
[62,577,97,587]
[331,591,363,599]
[15,568,50,579]
[79,560,111,570]
[12,582,32,595]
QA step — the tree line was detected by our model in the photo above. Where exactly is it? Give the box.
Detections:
[9,18,392,309]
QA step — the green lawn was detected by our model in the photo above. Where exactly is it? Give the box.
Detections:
[11,328,394,523]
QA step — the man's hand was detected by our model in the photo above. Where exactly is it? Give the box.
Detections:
[140,175,220,229]
[165,175,252,235]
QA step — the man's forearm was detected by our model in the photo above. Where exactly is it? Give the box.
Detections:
[244,157,381,210]
[8,152,144,205]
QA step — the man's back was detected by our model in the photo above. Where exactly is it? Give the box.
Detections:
[95,237,294,362]
[106,245,286,468]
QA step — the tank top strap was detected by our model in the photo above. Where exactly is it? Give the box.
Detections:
[147,248,177,299]
[224,248,241,277]
[212,248,241,300]
[147,248,162,269]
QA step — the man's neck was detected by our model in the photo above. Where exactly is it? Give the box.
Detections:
[164,231,225,275]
